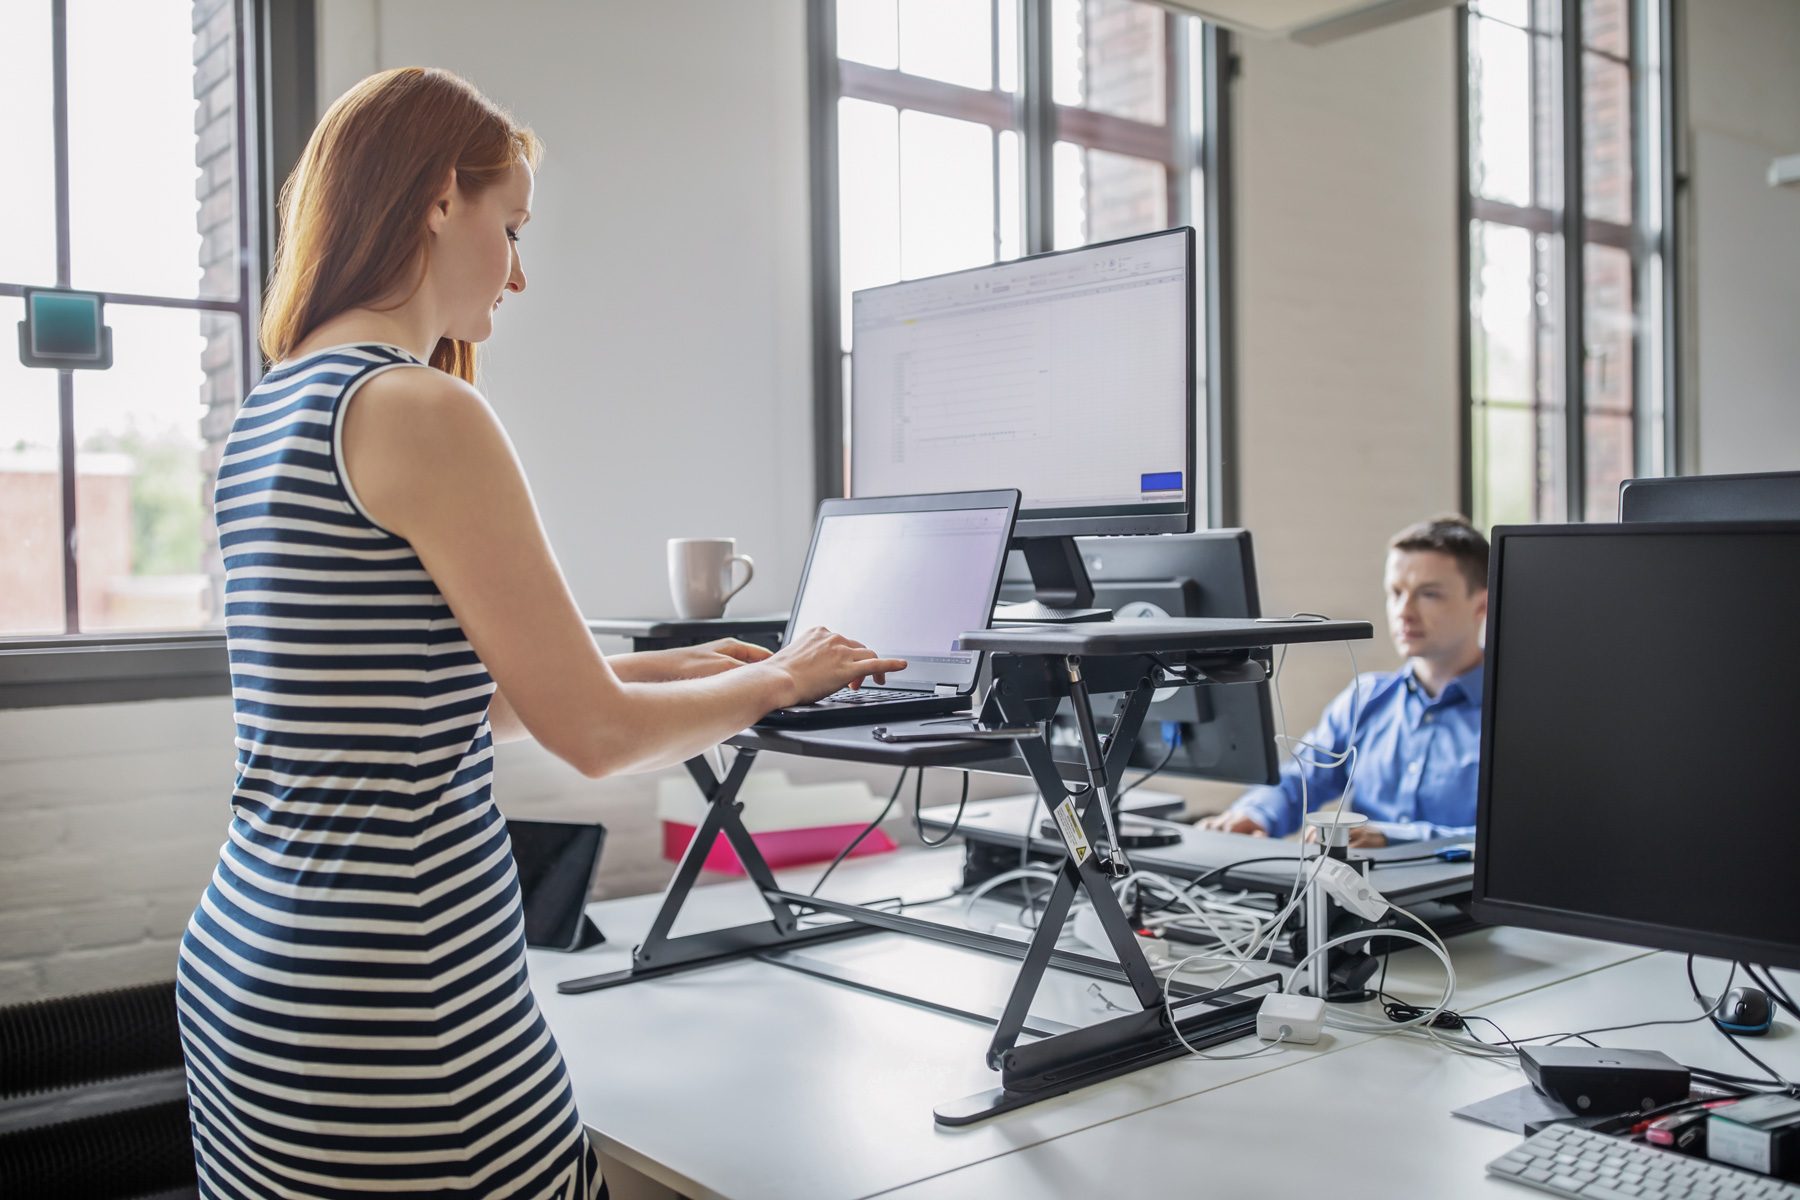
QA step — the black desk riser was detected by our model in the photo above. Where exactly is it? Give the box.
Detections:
[565,614,1373,1125]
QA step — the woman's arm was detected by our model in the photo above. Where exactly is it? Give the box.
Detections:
[489,640,772,745]
[341,369,903,777]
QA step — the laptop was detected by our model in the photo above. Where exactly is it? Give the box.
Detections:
[756,490,1020,728]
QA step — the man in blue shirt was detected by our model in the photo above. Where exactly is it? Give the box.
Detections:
[1199,515,1490,848]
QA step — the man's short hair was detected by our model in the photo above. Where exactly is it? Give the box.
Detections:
[1389,514,1490,593]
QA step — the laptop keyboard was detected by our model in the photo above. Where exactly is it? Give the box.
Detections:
[817,687,936,705]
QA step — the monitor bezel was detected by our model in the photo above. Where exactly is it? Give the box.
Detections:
[1472,520,1800,971]
[1618,470,1800,523]
[848,227,1196,539]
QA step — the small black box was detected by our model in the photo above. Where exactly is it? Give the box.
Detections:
[1519,1046,1691,1115]
[1708,1094,1800,1181]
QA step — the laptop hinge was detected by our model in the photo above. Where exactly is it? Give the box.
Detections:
[935,684,959,697]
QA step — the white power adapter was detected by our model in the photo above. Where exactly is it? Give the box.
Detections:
[1257,993,1327,1045]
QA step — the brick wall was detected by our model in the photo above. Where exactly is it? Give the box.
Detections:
[192,0,241,625]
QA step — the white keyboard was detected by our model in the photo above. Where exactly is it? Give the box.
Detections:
[1487,1124,1800,1199]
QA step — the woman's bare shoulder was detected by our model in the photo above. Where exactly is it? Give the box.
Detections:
[343,367,521,534]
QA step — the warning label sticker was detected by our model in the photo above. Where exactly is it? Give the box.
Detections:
[1053,798,1091,865]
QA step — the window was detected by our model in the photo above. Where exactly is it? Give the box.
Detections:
[813,0,1229,515]
[1462,0,1674,527]
[1,0,257,638]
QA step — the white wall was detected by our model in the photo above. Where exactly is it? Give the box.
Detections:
[1683,0,1800,474]
[1228,12,1462,779]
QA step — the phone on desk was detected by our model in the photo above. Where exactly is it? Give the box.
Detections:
[871,723,1040,743]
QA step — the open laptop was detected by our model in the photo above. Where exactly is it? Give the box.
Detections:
[756,490,1020,728]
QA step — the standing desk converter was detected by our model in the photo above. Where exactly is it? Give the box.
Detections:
[569,615,1372,1124]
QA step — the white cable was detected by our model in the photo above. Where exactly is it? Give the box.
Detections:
[1156,950,1294,1060]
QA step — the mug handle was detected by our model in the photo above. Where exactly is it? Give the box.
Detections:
[722,554,755,605]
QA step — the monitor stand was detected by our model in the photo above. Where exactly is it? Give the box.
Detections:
[992,536,1113,624]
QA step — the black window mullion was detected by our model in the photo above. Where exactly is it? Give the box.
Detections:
[1020,0,1055,254]
[1561,0,1586,520]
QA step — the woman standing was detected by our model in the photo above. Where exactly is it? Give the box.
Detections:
[175,68,903,1199]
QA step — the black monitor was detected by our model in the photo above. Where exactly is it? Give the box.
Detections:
[850,228,1196,620]
[1472,522,1800,971]
[1619,470,1800,522]
[998,530,1279,788]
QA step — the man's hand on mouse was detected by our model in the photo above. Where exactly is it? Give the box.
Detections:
[1197,810,1268,836]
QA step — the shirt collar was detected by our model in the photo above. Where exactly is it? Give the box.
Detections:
[1403,660,1486,709]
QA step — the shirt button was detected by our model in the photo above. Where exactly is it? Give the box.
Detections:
[1422,713,1434,725]
[1409,762,1422,774]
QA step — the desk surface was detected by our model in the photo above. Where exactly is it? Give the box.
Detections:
[880,953,1800,1200]
[588,615,790,639]
[956,616,1374,656]
[529,848,1651,1200]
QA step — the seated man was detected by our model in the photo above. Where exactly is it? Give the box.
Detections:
[1200,515,1489,847]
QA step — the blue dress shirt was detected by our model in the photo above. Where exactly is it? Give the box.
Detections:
[1230,661,1485,842]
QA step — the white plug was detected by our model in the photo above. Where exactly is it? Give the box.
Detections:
[1312,856,1390,922]
[1257,993,1326,1044]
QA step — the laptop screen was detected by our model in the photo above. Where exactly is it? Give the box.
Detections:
[787,503,1014,693]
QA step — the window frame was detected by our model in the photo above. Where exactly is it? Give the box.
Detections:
[806,0,1238,523]
[1457,0,1680,526]
[0,0,315,710]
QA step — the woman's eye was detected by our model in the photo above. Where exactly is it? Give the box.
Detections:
[506,229,520,243]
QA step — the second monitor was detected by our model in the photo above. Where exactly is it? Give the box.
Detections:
[851,227,1196,621]
[997,529,1279,789]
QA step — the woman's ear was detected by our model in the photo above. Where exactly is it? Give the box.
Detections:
[425,165,457,235]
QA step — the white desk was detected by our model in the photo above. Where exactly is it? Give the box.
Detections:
[528,847,1655,1200]
[880,954,1800,1200]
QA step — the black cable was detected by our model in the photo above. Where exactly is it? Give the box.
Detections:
[810,768,909,898]
[1689,956,1799,1095]
[1117,738,1179,799]
[913,770,970,848]
[1745,963,1800,1020]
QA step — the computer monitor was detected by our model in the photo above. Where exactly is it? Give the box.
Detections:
[1619,470,1800,522]
[850,228,1196,619]
[997,530,1278,787]
[1472,522,1800,971]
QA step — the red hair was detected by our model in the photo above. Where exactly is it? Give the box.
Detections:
[260,67,542,383]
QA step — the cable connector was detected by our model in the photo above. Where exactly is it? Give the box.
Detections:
[1312,856,1390,922]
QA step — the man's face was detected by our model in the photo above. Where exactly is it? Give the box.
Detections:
[1385,549,1487,664]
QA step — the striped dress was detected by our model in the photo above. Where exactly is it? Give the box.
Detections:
[176,343,604,1200]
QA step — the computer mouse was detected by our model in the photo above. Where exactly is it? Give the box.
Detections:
[1712,985,1773,1036]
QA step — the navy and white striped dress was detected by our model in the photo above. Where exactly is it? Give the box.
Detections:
[176,344,604,1199]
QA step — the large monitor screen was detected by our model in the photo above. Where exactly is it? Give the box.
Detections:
[1473,523,1800,970]
[850,228,1193,536]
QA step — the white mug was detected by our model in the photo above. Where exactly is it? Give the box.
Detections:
[667,538,755,619]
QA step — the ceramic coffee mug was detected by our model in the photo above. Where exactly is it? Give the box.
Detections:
[667,538,755,619]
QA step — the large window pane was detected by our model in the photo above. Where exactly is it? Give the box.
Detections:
[1053,0,1166,124]
[1581,0,1628,56]
[838,0,899,70]
[898,110,994,281]
[1471,221,1536,405]
[1474,403,1536,528]
[0,2,56,286]
[1583,242,1633,518]
[67,0,240,300]
[1083,148,1167,245]
[72,304,234,633]
[1582,52,1632,225]
[1469,16,1534,208]
[898,0,993,91]
[0,297,67,636]
[838,98,901,348]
